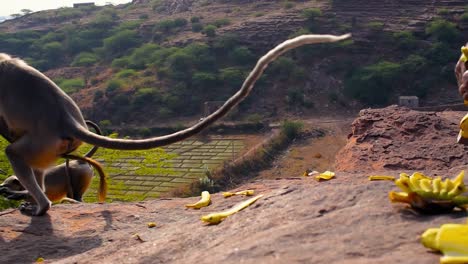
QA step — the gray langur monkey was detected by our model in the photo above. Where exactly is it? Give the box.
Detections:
[0,121,106,203]
[0,33,350,216]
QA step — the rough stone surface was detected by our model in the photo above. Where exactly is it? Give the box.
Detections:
[336,105,468,172]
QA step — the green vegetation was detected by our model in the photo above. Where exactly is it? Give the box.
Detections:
[302,8,322,21]
[425,19,460,42]
[72,52,99,67]
[345,61,402,105]
[55,78,86,94]
[203,25,217,37]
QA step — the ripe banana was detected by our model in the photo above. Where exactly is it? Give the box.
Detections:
[201,194,263,224]
[315,171,335,181]
[421,223,468,264]
[185,191,211,209]
[222,190,255,198]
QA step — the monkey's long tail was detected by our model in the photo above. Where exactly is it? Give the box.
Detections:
[69,34,351,150]
[63,154,107,203]
[83,120,103,158]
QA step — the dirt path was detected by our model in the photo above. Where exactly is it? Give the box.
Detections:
[258,117,354,179]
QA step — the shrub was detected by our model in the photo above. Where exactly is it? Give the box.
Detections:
[425,19,460,42]
[461,13,468,22]
[190,16,201,23]
[128,43,161,69]
[286,88,305,106]
[344,61,402,105]
[281,120,304,140]
[402,55,428,73]
[57,78,85,94]
[366,21,384,31]
[133,88,159,105]
[229,46,254,65]
[71,52,98,67]
[116,69,138,78]
[302,8,322,21]
[437,8,450,15]
[192,23,203,32]
[202,25,217,37]
[213,18,230,28]
[192,72,219,91]
[219,67,246,88]
[106,79,124,93]
[392,31,417,50]
[103,30,141,55]
[111,56,130,69]
[43,41,65,62]
[424,42,457,65]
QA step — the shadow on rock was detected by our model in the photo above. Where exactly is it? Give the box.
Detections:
[0,213,102,263]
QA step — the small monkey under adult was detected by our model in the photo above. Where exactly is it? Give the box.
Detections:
[0,121,107,203]
[0,33,350,216]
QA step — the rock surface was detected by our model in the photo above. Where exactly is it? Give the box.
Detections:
[2,175,465,264]
[336,105,468,172]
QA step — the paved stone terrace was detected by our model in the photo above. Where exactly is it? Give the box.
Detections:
[84,136,248,201]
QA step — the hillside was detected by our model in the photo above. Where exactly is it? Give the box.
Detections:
[0,0,467,129]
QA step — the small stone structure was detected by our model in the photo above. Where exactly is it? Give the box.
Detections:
[73,2,95,8]
[398,96,419,108]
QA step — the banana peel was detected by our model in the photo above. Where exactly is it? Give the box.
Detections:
[201,194,263,224]
[421,223,468,264]
[185,191,211,209]
[369,175,396,181]
[223,190,255,198]
[315,171,335,181]
[389,171,468,213]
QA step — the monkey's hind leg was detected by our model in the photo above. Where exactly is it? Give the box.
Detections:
[5,136,53,216]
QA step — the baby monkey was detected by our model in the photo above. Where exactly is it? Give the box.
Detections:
[0,121,106,203]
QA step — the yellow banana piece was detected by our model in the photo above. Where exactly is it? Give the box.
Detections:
[222,190,255,198]
[440,179,450,198]
[315,171,335,181]
[389,191,411,204]
[201,194,263,224]
[461,46,468,63]
[409,175,423,193]
[412,172,432,180]
[421,223,468,263]
[368,175,396,181]
[185,191,211,209]
[395,178,411,193]
[452,171,465,186]
[419,179,433,193]
[433,177,442,194]
[447,182,464,198]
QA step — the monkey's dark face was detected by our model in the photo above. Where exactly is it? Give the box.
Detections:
[0,176,25,192]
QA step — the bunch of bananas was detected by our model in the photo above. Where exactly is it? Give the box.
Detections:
[389,171,468,213]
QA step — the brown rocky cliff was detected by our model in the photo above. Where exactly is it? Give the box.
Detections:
[335,106,468,172]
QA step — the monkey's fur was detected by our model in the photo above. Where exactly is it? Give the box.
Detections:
[0,34,350,215]
[0,122,106,203]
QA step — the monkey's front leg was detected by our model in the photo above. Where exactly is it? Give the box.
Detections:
[5,138,52,216]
